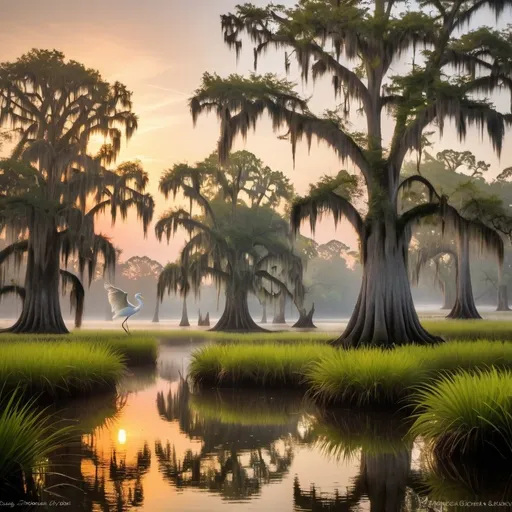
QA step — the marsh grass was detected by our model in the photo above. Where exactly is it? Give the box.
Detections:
[190,340,512,407]
[0,341,125,398]
[0,331,158,365]
[306,348,424,406]
[307,341,512,405]
[422,320,512,341]
[410,368,512,458]
[158,330,333,344]
[0,389,74,498]
[160,321,512,344]
[189,343,333,387]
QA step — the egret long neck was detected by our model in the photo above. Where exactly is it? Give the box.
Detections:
[135,297,144,311]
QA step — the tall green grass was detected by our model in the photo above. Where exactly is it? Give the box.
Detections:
[190,340,512,406]
[189,343,333,386]
[0,389,74,498]
[0,331,158,365]
[307,340,512,405]
[306,348,425,405]
[410,368,512,457]
[0,341,125,398]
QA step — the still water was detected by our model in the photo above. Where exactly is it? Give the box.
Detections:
[26,340,512,511]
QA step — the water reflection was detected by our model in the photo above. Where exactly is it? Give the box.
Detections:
[156,382,299,500]
[16,343,512,511]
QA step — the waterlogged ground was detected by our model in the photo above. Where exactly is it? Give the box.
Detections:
[29,339,512,512]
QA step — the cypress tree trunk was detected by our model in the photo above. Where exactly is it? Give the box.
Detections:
[260,300,267,324]
[334,217,441,347]
[152,296,160,323]
[8,225,68,333]
[292,304,316,328]
[211,276,265,332]
[497,285,510,311]
[440,279,457,310]
[272,294,286,324]
[447,230,481,319]
[179,297,190,326]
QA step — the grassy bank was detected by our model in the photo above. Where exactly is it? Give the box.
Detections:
[422,320,512,341]
[190,340,512,403]
[307,340,512,405]
[0,341,126,398]
[189,343,333,387]
[0,331,158,365]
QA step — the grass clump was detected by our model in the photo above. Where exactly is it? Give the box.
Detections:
[306,348,425,405]
[190,340,512,406]
[0,389,74,498]
[189,343,333,387]
[0,331,158,366]
[306,341,512,405]
[410,368,512,458]
[0,341,125,399]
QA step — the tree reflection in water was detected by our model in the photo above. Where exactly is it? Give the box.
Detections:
[155,379,303,500]
[293,409,414,512]
[36,392,153,512]
[18,371,512,511]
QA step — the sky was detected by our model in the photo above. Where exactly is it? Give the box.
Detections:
[1,0,512,264]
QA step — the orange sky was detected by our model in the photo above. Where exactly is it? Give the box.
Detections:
[1,0,512,263]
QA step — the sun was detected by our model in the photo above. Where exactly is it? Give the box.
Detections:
[117,429,127,445]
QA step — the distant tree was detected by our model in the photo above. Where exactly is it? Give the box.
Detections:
[406,158,510,317]
[157,260,192,327]
[156,153,299,331]
[435,150,490,178]
[0,50,154,333]
[200,150,293,209]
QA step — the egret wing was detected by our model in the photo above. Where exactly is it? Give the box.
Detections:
[104,284,132,315]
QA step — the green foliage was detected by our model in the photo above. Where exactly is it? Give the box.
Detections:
[0,389,74,494]
[308,340,512,405]
[421,320,512,341]
[0,331,157,397]
[411,368,512,456]
[307,347,423,405]
[157,153,301,311]
[189,343,333,387]
[292,170,364,237]
[190,334,512,406]
[0,341,125,398]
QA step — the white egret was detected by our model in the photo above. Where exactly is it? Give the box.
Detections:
[104,284,144,334]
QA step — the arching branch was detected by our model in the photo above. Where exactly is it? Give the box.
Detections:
[291,191,364,239]
[0,240,28,265]
[60,269,84,328]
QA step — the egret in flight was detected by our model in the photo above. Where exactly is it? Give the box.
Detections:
[104,284,144,334]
